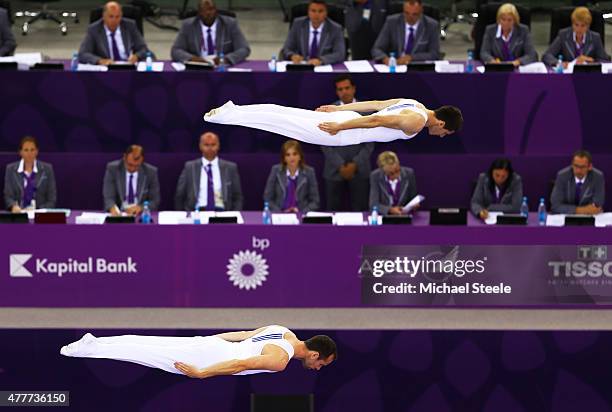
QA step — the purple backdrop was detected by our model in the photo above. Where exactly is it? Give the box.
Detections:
[1,71,612,154]
[2,329,612,411]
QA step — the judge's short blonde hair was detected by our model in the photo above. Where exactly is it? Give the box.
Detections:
[572,7,592,26]
[497,3,520,25]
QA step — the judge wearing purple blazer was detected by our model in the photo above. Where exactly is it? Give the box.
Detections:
[263,140,320,213]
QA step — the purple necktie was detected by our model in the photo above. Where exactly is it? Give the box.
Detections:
[309,30,319,58]
[206,27,215,55]
[110,30,121,61]
[282,176,298,210]
[493,186,504,203]
[205,164,215,211]
[575,41,583,57]
[386,180,400,205]
[22,172,36,208]
[501,38,513,61]
[575,181,583,205]
[127,174,135,204]
[404,27,414,54]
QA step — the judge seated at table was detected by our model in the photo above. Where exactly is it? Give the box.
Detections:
[480,3,538,67]
[550,149,605,215]
[4,136,56,212]
[369,151,418,215]
[542,6,610,68]
[170,0,250,65]
[281,0,346,66]
[263,140,320,213]
[103,145,161,216]
[78,1,153,65]
[471,158,523,220]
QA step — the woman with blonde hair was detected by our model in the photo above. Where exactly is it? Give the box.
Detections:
[480,3,537,66]
[543,6,610,68]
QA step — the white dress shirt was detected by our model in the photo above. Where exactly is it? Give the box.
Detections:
[495,24,513,42]
[104,25,127,61]
[198,157,224,209]
[125,171,138,206]
[200,20,218,57]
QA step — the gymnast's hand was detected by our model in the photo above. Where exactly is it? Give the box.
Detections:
[175,361,204,378]
[316,105,339,112]
[318,122,341,135]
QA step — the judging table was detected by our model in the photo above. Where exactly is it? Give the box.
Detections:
[1,210,610,308]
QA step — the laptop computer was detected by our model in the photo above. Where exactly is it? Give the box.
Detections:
[382,215,412,225]
[564,215,595,226]
[484,63,515,72]
[286,64,315,72]
[429,208,467,225]
[34,212,67,224]
[496,214,527,225]
[104,216,136,224]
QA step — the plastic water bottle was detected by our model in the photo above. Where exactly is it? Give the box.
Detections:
[141,201,151,224]
[262,202,272,225]
[70,52,79,72]
[538,197,547,226]
[370,206,379,226]
[555,54,564,74]
[268,54,277,72]
[388,52,397,73]
[145,51,153,72]
[520,196,529,218]
[193,203,201,225]
[465,49,474,73]
[217,52,227,72]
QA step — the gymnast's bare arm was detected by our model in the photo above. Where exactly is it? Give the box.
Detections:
[318,113,425,136]
[175,349,289,378]
[316,98,403,113]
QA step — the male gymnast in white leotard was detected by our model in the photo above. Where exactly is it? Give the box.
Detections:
[203,99,463,146]
[61,325,336,379]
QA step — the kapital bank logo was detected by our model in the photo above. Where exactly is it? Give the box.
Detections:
[9,254,138,278]
[10,254,33,278]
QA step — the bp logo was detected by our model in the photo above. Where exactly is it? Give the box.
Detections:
[227,250,269,290]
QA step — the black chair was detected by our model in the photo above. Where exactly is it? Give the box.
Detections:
[549,6,605,47]
[181,9,237,20]
[0,0,13,24]
[16,0,77,35]
[90,4,144,35]
[387,2,441,23]
[289,2,344,28]
[473,2,531,60]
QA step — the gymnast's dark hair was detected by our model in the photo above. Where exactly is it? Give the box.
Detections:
[305,335,337,360]
[487,158,514,192]
[434,105,463,132]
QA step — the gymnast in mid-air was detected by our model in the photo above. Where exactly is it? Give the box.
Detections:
[203,98,463,146]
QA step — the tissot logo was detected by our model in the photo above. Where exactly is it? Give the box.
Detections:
[578,246,608,260]
[9,254,33,278]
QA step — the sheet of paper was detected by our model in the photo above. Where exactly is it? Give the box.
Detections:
[595,212,612,227]
[158,211,187,225]
[333,212,365,226]
[171,62,186,72]
[402,195,425,213]
[77,63,108,72]
[228,67,252,72]
[305,211,334,217]
[518,62,547,74]
[136,62,165,72]
[344,60,374,72]
[314,64,333,73]
[76,212,108,224]
[601,63,612,74]
[563,61,575,74]
[275,61,290,72]
[484,211,503,225]
[271,213,299,225]
[546,214,565,227]
[476,66,485,73]
[374,64,407,73]
[435,62,464,73]
[0,52,43,68]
